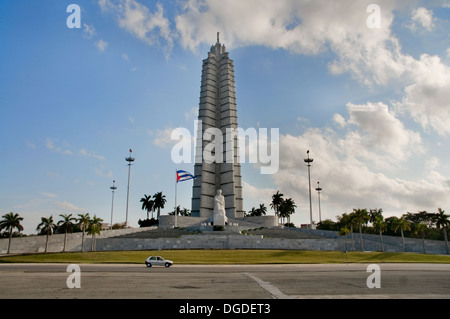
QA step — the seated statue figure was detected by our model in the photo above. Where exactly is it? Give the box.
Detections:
[213,189,227,226]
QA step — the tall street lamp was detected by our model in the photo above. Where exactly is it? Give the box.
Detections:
[304,150,314,229]
[109,180,117,230]
[125,149,135,228]
[315,181,323,224]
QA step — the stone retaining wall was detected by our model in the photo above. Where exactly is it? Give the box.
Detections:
[1,227,448,255]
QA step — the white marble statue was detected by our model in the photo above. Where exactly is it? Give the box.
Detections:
[213,189,227,226]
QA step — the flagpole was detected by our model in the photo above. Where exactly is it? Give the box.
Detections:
[175,169,178,228]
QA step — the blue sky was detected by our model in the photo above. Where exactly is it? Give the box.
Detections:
[1,0,450,234]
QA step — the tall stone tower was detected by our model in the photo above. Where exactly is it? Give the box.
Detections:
[191,33,244,219]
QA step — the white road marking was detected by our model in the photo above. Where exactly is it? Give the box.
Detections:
[244,272,293,299]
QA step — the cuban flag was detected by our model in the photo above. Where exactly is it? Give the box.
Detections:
[176,170,197,183]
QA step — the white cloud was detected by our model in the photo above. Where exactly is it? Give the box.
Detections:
[78,149,105,161]
[152,127,178,148]
[175,0,405,86]
[94,166,114,178]
[332,113,346,128]
[395,54,450,136]
[242,180,277,211]
[99,0,173,58]
[25,139,36,149]
[54,201,85,212]
[45,138,73,156]
[184,107,198,120]
[83,23,97,39]
[271,126,448,223]
[408,7,435,32]
[96,39,109,52]
[345,102,423,162]
[40,192,58,198]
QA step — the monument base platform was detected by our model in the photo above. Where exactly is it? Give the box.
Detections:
[159,215,278,232]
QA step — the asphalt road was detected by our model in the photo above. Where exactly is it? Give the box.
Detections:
[0,263,449,299]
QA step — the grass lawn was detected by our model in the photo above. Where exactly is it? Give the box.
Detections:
[1,250,450,264]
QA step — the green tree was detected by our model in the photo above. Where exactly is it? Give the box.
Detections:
[0,212,24,254]
[153,192,167,220]
[317,219,337,231]
[369,208,383,224]
[58,213,76,252]
[258,203,267,216]
[339,227,351,252]
[88,215,103,252]
[36,215,57,253]
[393,216,411,252]
[353,208,369,252]
[413,222,428,254]
[279,198,296,224]
[247,207,258,217]
[270,191,284,223]
[435,208,449,255]
[373,215,387,252]
[337,213,357,251]
[140,194,154,220]
[77,213,90,252]
[247,204,268,217]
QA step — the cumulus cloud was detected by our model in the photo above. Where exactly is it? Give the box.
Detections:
[45,138,73,156]
[272,125,446,222]
[96,39,109,52]
[99,0,173,58]
[54,201,85,212]
[83,23,97,39]
[407,7,435,32]
[175,0,405,86]
[395,54,450,136]
[345,102,423,162]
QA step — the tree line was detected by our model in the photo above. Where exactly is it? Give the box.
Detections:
[0,212,105,254]
[245,191,297,226]
[316,208,450,254]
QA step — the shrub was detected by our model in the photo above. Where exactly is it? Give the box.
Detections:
[213,225,224,231]
[138,218,159,228]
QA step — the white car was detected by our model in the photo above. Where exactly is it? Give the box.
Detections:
[145,256,173,268]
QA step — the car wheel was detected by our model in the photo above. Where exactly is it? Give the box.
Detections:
[146,263,152,268]
[165,263,171,268]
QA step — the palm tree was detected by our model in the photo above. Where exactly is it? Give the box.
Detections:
[353,208,369,251]
[58,213,76,252]
[413,222,428,254]
[153,192,167,220]
[88,215,103,252]
[369,208,383,224]
[247,207,258,217]
[270,191,284,223]
[337,213,356,251]
[373,215,387,252]
[279,198,296,224]
[339,227,351,252]
[258,204,267,216]
[77,213,90,252]
[140,194,154,220]
[0,212,24,254]
[36,215,57,253]
[435,208,449,255]
[393,216,411,252]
